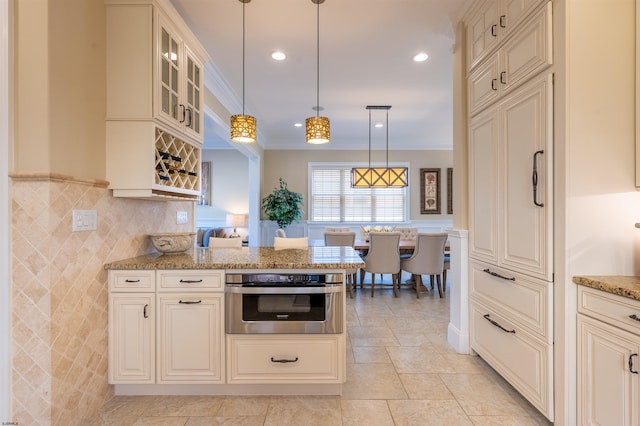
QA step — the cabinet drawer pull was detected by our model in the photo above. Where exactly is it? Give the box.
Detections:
[483,314,516,334]
[491,78,497,91]
[270,357,299,364]
[491,24,497,37]
[179,300,202,304]
[499,15,506,28]
[179,279,203,284]
[482,268,515,281]
[125,279,140,283]
[143,304,149,318]
[629,314,640,322]
[629,354,638,374]
[500,71,506,84]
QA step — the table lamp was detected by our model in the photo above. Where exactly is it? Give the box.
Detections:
[226,214,247,238]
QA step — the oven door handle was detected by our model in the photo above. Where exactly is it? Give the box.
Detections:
[225,285,342,294]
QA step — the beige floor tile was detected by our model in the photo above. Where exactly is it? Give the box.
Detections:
[264,396,341,426]
[386,346,456,374]
[387,399,473,425]
[440,374,530,417]
[185,416,266,425]
[133,416,189,425]
[467,415,546,425]
[142,395,224,417]
[216,396,269,417]
[398,373,454,400]
[348,325,400,347]
[352,346,392,363]
[342,363,408,400]
[341,400,394,426]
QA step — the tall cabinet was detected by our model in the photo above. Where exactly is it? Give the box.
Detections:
[105,0,208,200]
[465,0,554,421]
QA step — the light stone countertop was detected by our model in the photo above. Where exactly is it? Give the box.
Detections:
[572,275,640,302]
[104,246,366,271]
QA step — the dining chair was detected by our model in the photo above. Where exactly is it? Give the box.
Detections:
[400,232,448,298]
[274,237,308,249]
[361,232,401,297]
[209,237,242,248]
[324,231,357,298]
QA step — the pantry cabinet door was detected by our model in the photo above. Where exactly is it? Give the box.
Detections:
[500,73,553,281]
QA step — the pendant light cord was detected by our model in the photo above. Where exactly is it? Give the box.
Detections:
[385,108,389,168]
[368,108,372,168]
[242,1,246,115]
[315,0,320,118]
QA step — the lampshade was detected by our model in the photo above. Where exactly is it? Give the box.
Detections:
[230,114,256,143]
[230,0,256,144]
[305,116,330,144]
[226,213,247,238]
[351,105,408,188]
[306,0,330,145]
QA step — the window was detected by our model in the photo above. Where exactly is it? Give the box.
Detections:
[309,163,408,223]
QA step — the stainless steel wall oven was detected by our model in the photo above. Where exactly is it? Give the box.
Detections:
[225,273,343,334]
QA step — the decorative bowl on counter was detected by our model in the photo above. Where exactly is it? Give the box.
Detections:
[149,232,195,254]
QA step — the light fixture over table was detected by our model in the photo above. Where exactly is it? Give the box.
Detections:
[351,106,409,188]
[230,0,257,144]
[226,214,248,238]
[305,0,330,145]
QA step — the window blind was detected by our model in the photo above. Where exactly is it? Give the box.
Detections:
[310,165,407,223]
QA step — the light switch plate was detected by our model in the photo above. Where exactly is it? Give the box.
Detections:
[176,211,188,225]
[72,210,97,232]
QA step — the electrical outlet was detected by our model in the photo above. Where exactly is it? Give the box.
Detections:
[176,211,188,225]
[72,210,97,232]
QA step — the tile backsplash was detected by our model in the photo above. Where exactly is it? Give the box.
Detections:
[10,175,193,425]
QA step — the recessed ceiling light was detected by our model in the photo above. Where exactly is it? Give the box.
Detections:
[375,123,384,128]
[271,51,286,61]
[294,123,303,127]
[413,52,429,62]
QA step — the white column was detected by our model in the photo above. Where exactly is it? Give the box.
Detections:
[447,229,469,354]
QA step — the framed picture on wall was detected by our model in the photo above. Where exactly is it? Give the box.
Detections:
[198,161,211,206]
[420,168,441,214]
[447,167,453,214]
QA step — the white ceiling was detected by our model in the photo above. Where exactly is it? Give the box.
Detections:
[171,0,468,150]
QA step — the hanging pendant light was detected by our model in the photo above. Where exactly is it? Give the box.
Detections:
[351,106,408,188]
[230,0,257,144]
[306,0,330,145]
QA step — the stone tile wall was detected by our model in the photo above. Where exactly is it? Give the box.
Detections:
[10,175,194,424]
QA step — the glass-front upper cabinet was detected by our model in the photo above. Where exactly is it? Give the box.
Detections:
[160,26,181,124]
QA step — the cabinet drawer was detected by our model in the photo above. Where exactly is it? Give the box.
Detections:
[157,270,224,291]
[578,286,640,336]
[470,261,552,341]
[471,301,553,420]
[227,335,343,384]
[109,270,155,292]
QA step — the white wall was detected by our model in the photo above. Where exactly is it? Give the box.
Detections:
[196,149,250,238]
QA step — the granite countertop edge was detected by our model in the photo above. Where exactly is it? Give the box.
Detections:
[573,275,640,302]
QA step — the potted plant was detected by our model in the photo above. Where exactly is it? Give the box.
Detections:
[261,178,304,229]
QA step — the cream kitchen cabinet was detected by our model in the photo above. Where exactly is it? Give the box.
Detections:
[105,0,207,200]
[469,71,553,281]
[108,269,225,386]
[108,271,155,384]
[577,286,640,425]
[226,334,344,384]
[157,293,224,383]
[468,2,552,115]
[467,0,546,70]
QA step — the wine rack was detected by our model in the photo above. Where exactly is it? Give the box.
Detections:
[154,127,199,192]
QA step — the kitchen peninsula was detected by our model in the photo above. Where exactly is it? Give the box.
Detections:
[104,246,365,396]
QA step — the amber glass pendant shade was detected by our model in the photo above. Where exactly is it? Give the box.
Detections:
[230,114,257,143]
[305,116,330,145]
